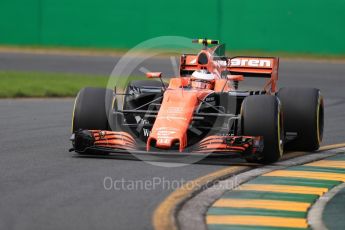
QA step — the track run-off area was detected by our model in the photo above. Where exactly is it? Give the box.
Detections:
[173,145,345,230]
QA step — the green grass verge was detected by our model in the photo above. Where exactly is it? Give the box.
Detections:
[0,71,143,98]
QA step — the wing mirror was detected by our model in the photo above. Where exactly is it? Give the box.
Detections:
[227,75,244,81]
[146,72,162,79]
[226,75,244,90]
[146,72,166,91]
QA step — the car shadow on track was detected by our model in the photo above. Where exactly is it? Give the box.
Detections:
[73,153,259,167]
[72,150,311,167]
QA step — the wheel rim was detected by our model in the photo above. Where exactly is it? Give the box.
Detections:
[71,92,80,133]
[316,94,324,144]
[277,106,284,156]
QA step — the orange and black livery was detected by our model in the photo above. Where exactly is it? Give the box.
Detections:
[70,38,324,163]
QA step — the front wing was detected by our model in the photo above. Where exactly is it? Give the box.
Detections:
[70,130,264,158]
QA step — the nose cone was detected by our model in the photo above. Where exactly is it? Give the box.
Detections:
[147,89,199,152]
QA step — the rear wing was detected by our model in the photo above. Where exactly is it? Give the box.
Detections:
[227,56,279,92]
[179,54,280,92]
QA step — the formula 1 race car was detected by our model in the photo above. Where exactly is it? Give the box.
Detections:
[70,38,324,163]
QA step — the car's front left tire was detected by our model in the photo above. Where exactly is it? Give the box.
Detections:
[241,95,284,163]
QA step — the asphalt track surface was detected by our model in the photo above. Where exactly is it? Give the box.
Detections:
[0,52,345,230]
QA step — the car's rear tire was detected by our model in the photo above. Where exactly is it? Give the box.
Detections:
[277,87,324,151]
[241,95,284,163]
[72,87,114,132]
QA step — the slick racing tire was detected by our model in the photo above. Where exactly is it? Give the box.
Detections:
[277,87,324,151]
[72,87,114,132]
[241,95,284,164]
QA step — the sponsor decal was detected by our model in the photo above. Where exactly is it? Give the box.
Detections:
[167,106,183,114]
[157,130,177,137]
[230,58,272,68]
[154,127,178,140]
[156,106,187,121]
[99,131,106,139]
[215,60,227,67]
[157,116,187,121]
[143,129,151,137]
[190,58,197,64]
[157,138,170,144]
[205,96,215,102]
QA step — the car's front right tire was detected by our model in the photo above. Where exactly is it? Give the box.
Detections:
[72,87,114,132]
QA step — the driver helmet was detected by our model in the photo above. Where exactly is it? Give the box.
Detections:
[191,70,215,90]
